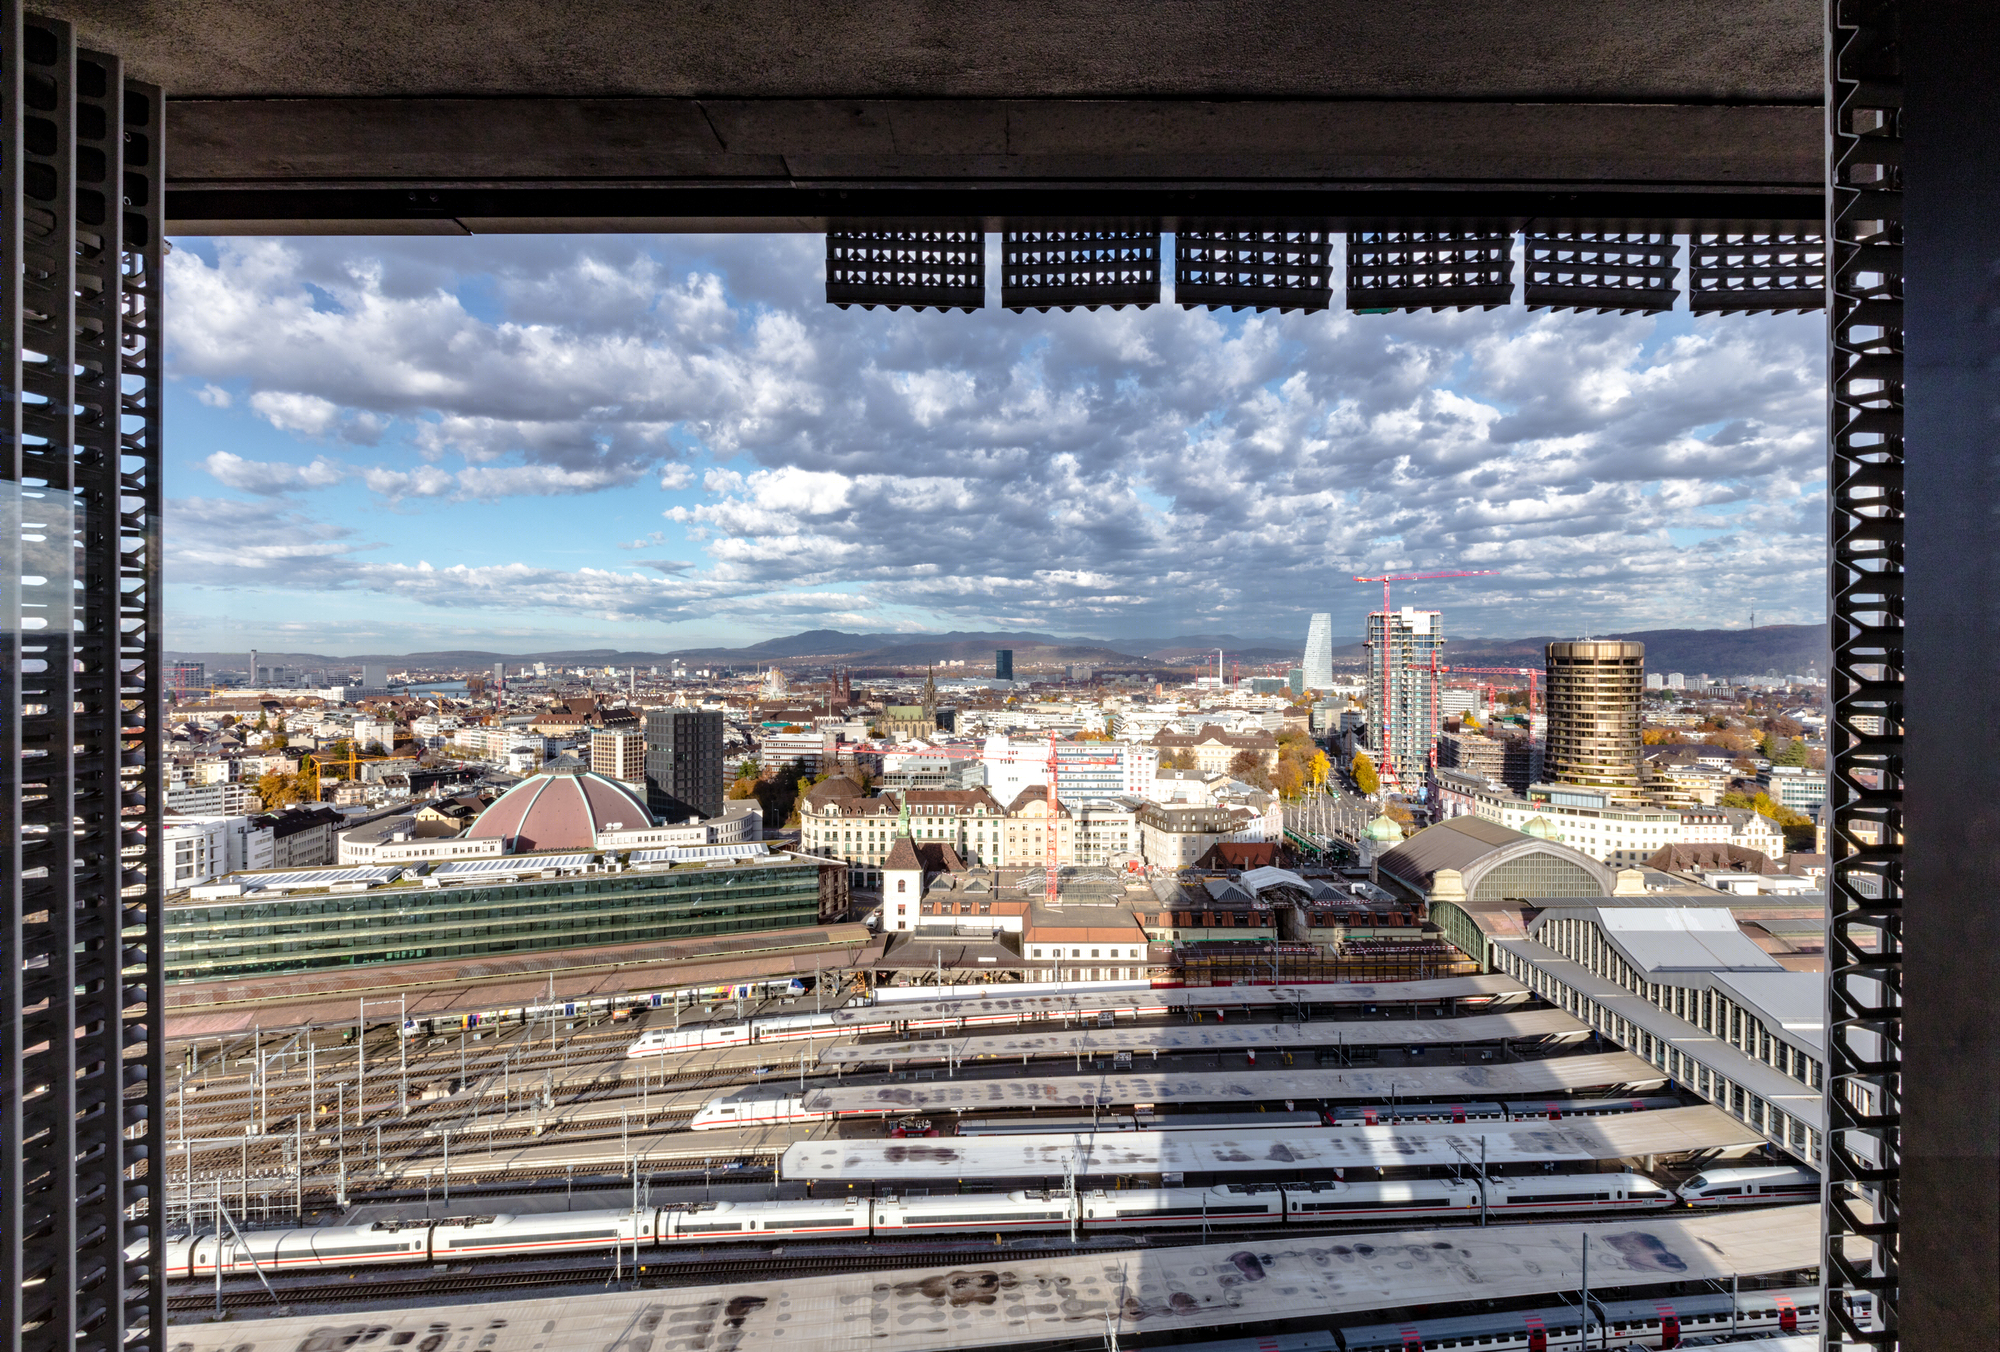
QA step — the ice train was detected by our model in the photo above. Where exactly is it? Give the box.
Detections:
[159,1172,1679,1276]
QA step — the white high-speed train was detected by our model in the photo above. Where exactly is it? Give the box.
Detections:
[687,1090,1686,1132]
[1677,1164,1820,1206]
[154,1172,1680,1276]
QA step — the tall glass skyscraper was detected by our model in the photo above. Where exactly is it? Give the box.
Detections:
[1302,612,1335,690]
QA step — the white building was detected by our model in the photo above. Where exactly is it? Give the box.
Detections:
[1458,779,1786,867]
[166,814,275,890]
[981,735,1158,806]
[1302,611,1335,690]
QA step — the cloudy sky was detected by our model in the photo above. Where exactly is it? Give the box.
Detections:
[164,233,1826,657]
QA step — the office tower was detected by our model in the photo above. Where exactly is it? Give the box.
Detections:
[1363,607,1443,788]
[590,728,647,786]
[360,662,388,687]
[1302,612,1334,689]
[995,649,1014,680]
[493,661,506,692]
[1544,640,1646,796]
[168,661,206,697]
[1,37,166,1352]
[1287,667,1305,699]
[645,708,726,819]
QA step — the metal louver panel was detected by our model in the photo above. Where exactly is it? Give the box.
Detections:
[825,223,984,312]
[1001,223,1160,312]
[1175,224,1331,313]
[1688,231,1827,313]
[1345,229,1513,313]
[1522,231,1678,313]
[1,10,164,1352]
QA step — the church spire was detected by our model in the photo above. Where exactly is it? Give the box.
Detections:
[922,664,938,712]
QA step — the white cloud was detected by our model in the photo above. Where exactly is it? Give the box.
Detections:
[195,383,233,407]
[203,451,345,495]
[167,234,1829,639]
[248,391,343,437]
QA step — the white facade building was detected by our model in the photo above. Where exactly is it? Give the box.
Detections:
[1302,611,1335,690]
[166,814,275,890]
[981,735,1158,806]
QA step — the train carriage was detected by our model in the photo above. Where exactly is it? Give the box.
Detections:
[1677,1164,1820,1206]
[663,1199,869,1240]
[872,1190,1075,1234]
[1483,1172,1675,1215]
[1328,1101,1507,1126]
[1078,1185,1284,1228]
[688,1092,833,1130]
[429,1211,645,1259]
[1500,1096,1681,1121]
[1284,1178,1480,1220]
[1336,1285,1824,1350]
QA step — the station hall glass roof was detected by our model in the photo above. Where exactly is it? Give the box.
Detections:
[161,1208,1819,1352]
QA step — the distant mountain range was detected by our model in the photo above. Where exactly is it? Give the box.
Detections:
[169,622,1828,679]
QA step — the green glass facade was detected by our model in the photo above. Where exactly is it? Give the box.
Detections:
[164,861,823,982]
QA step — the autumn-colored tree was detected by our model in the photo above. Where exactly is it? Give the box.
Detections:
[1351,752,1380,796]
[255,770,307,810]
[1307,749,1332,788]
[1165,747,1200,771]
[1385,802,1415,827]
[1227,749,1274,791]
[726,774,761,801]
[1272,757,1305,798]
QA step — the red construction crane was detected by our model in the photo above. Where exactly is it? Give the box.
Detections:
[1440,665,1542,715]
[1352,570,1498,790]
[1041,733,1118,906]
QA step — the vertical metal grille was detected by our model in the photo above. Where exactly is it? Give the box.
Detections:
[1522,231,1679,313]
[0,8,163,1352]
[1345,229,1513,313]
[1000,223,1160,312]
[1175,223,1331,313]
[825,223,984,312]
[1823,0,1903,1346]
[1688,231,1828,313]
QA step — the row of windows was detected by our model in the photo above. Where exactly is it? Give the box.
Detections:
[1503,951,1821,1165]
[167,902,820,981]
[1541,916,1822,1091]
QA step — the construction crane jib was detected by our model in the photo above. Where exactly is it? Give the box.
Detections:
[1350,570,1498,790]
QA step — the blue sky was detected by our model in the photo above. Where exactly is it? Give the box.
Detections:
[163,233,1827,656]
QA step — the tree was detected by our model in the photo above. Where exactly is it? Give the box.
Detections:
[1164,747,1199,771]
[255,770,307,810]
[726,773,762,801]
[1228,749,1273,790]
[1307,748,1332,788]
[734,758,759,782]
[1351,752,1380,796]
[1272,757,1305,799]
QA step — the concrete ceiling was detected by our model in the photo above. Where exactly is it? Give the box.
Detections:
[44,1,1825,232]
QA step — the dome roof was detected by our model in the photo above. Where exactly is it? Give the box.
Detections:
[468,765,656,852]
[1521,815,1559,840]
[1364,812,1405,842]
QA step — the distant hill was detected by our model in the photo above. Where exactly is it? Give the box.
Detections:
[168,622,1828,679]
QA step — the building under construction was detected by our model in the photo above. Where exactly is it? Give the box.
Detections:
[1365,607,1444,789]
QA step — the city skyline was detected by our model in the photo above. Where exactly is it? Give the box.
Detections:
[164,234,1827,654]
